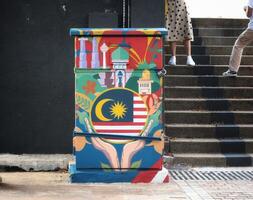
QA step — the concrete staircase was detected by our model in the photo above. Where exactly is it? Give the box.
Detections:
[164,18,253,167]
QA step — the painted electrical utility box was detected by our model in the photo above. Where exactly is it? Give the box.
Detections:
[69,28,169,183]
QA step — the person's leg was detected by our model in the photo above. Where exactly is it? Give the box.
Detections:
[171,41,177,56]
[184,39,191,56]
[184,39,196,66]
[169,41,177,65]
[228,29,253,73]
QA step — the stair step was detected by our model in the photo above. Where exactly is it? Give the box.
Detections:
[166,36,252,46]
[164,45,253,55]
[164,98,253,111]
[193,36,253,46]
[165,75,253,87]
[170,153,253,167]
[169,138,253,154]
[193,28,244,37]
[165,86,253,98]
[166,18,253,167]
[165,55,253,65]
[165,65,253,76]
[192,36,238,46]
[165,124,253,139]
[192,18,248,28]
[164,111,253,124]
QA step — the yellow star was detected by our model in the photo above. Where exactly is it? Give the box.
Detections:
[110,101,127,119]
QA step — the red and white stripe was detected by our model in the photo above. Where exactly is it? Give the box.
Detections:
[93,94,147,138]
[131,159,169,183]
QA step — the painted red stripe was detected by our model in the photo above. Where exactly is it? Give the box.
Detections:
[132,170,158,183]
[133,101,144,104]
[163,175,169,183]
[133,108,147,111]
[133,115,147,118]
[96,130,141,133]
[131,158,163,183]
[93,122,145,126]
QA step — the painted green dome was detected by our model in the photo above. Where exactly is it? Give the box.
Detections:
[112,47,129,61]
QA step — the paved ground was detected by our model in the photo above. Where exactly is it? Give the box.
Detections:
[0,169,253,200]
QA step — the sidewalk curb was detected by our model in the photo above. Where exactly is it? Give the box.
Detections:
[0,154,172,172]
[0,154,73,171]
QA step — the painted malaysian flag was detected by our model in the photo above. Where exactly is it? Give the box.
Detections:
[91,89,148,143]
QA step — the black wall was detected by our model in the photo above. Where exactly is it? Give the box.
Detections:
[0,0,123,154]
[131,0,165,28]
[0,0,165,154]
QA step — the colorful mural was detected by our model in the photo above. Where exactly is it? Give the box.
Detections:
[69,28,169,183]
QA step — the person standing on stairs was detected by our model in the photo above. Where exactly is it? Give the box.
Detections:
[223,0,253,77]
[165,0,196,66]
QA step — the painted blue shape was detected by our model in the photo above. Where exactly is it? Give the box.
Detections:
[117,71,123,87]
[69,163,138,183]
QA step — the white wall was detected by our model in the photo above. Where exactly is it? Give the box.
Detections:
[186,0,248,18]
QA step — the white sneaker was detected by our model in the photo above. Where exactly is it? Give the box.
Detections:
[222,69,237,77]
[168,56,176,66]
[186,56,196,66]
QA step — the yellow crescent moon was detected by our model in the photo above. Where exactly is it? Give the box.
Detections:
[95,99,113,121]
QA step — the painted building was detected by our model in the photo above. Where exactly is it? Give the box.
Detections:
[112,47,129,88]
[138,70,153,95]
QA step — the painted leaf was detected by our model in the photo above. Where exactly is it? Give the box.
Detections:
[101,163,112,172]
[93,74,100,79]
[76,111,86,125]
[153,141,164,155]
[75,92,91,111]
[146,130,164,155]
[130,160,142,169]
[73,136,90,152]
